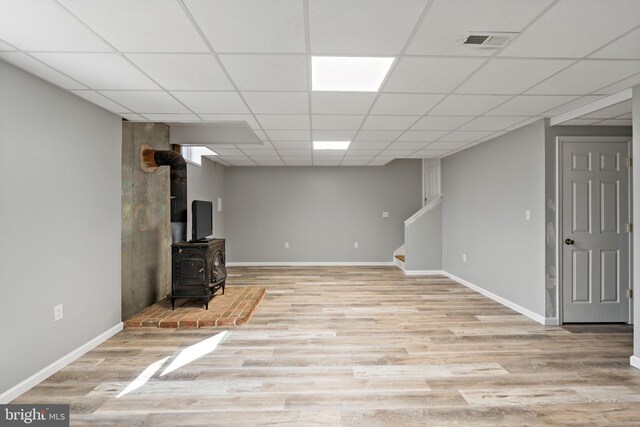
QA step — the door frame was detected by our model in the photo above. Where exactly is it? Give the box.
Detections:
[555,136,633,324]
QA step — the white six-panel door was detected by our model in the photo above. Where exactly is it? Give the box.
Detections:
[562,141,630,323]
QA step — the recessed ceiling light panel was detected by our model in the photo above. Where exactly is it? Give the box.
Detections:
[312,56,395,92]
[313,140,351,150]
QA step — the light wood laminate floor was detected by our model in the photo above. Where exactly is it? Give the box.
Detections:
[14,267,640,426]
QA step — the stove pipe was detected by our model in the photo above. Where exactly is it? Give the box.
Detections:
[141,146,187,243]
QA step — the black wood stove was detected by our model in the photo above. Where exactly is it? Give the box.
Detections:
[171,238,226,309]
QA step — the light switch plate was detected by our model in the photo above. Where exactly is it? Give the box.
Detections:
[54,304,63,322]
[284,242,289,249]
[525,210,531,220]
[354,242,359,249]
[462,253,467,263]
[382,211,389,218]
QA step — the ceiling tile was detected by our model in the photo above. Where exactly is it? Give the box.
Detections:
[424,141,468,149]
[283,158,312,166]
[308,0,427,54]
[459,116,529,131]
[273,142,313,150]
[380,149,415,157]
[99,91,190,113]
[499,0,640,58]
[595,73,640,94]
[410,116,473,131]
[370,93,445,115]
[257,115,310,130]
[456,58,572,94]
[410,149,453,157]
[184,0,306,53]
[314,160,343,166]
[312,115,365,130]
[383,57,486,93]
[527,60,640,95]
[278,149,312,156]
[440,130,493,141]
[368,158,394,166]
[429,95,511,115]
[355,130,403,141]
[0,40,16,50]
[590,27,640,59]
[349,141,392,150]
[121,113,145,121]
[199,114,259,129]
[486,95,578,116]
[172,92,249,114]
[126,54,232,90]
[581,100,632,119]
[59,0,208,52]
[255,159,285,166]
[313,130,357,140]
[341,159,371,166]
[541,95,604,116]
[211,148,245,156]
[361,115,420,130]
[0,52,86,89]
[242,149,279,156]
[397,130,449,141]
[266,130,311,141]
[219,54,307,91]
[407,0,552,56]
[244,92,309,114]
[142,113,201,122]
[32,53,159,90]
[387,141,428,150]
[311,92,377,114]
[0,0,112,52]
[343,149,381,156]
[71,90,130,113]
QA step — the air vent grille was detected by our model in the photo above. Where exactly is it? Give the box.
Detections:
[461,32,518,48]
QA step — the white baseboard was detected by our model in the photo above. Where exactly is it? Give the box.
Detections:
[631,355,640,370]
[226,261,394,267]
[404,270,445,276]
[0,322,123,403]
[442,272,546,325]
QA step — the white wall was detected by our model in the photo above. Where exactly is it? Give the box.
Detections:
[0,61,122,396]
[442,120,547,316]
[222,160,422,263]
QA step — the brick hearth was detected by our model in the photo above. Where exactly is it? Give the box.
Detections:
[124,287,265,328]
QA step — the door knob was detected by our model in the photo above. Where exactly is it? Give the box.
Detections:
[564,238,575,245]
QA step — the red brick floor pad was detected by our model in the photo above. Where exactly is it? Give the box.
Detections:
[125,287,265,328]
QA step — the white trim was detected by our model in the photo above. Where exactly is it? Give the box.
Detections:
[442,272,547,325]
[0,322,123,404]
[550,89,632,126]
[226,261,395,267]
[404,270,445,276]
[631,355,640,370]
[405,194,442,225]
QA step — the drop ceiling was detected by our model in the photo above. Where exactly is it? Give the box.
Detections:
[0,0,638,167]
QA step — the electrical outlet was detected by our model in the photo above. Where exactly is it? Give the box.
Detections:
[462,253,467,263]
[284,242,289,249]
[354,242,359,249]
[382,211,389,218]
[525,210,531,220]
[54,304,63,322]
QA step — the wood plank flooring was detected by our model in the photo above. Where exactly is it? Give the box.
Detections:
[13,267,640,426]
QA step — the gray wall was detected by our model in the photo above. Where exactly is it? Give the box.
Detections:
[442,120,547,316]
[223,160,422,262]
[405,204,442,271]
[186,157,227,240]
[543,121,632,318]
[121,122,171,321]
[0,61,121,396]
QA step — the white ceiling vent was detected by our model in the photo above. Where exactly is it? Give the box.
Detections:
[461,32,518,48]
